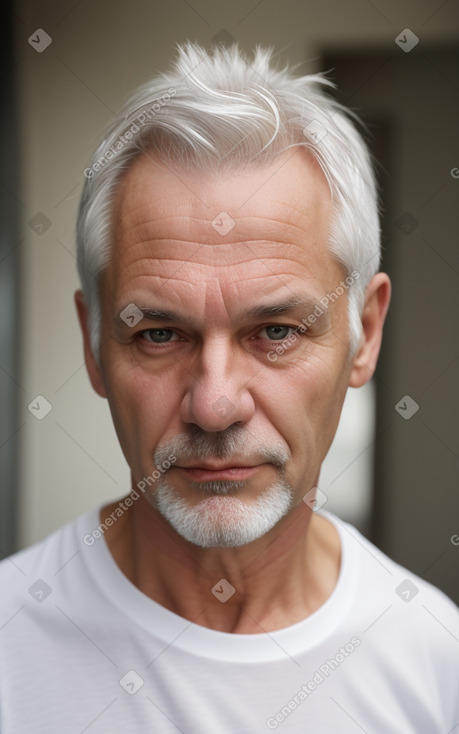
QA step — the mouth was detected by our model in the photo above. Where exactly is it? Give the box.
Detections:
[176,463,268,482]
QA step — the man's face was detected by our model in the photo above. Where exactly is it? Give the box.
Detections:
[93,149,358,546]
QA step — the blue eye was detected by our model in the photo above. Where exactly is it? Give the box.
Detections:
[142,328,177,343]
[263,325,292,341]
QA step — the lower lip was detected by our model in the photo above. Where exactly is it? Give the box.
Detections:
[179,466,263,481]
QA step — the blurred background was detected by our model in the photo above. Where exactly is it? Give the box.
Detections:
[1,0,458,602]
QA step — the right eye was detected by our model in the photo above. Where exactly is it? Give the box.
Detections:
[140,328,181,344]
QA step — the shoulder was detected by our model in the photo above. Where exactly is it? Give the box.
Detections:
[0,509,99,610]
[327,511,459,655]
[323,513,459,721]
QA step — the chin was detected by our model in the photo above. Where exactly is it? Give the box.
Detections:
[154,479,294,548]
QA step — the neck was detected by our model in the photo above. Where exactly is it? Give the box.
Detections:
[102,494,341,634]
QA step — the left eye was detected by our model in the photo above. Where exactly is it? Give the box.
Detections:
[260,325,292,341]
[141,329,179,343]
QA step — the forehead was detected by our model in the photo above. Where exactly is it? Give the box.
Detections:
[106,149,338,314]
[112,148,331,242]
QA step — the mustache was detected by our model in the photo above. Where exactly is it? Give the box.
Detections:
[153,424,289,469]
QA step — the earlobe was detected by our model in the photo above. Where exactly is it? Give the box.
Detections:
[348,273,391,388]
[74,290,107,398]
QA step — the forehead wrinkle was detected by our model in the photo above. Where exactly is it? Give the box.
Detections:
[116,238,307,255]
[117,188,324,239]
[116,257,323,286]
[116,147,331,231]
[114,198,329,267]
[117,266,321,297]
[127,213,318,243]
[111,254,316,304]
[204,277,234,325]
[113,237,315,275]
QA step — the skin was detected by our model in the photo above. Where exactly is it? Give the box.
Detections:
[75,147,391,634]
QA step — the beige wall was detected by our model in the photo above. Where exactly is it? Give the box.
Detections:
[14,0,459,603]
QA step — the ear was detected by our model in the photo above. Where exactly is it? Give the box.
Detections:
[74,290,107,398]
[349,273,391,388]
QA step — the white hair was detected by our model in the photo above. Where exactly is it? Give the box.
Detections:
[76,42,380,359]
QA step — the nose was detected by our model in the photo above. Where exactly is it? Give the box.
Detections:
[179,337,256,432]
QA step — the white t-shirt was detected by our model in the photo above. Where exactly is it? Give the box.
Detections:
[0,508,458,733]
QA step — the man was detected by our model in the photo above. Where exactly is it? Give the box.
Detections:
[1,43,458,732]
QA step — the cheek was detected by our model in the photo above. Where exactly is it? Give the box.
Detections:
[261,357,347,459]
[102,361,180,460]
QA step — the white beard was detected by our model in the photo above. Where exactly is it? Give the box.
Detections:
[154,476,294,548]
[148,426,293,547]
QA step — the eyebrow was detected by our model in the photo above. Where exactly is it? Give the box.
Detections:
[116,296,323,328]
[114,306,193,331]
[246,296,321,319]
[138,308,183,322]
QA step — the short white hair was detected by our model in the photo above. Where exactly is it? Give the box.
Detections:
[77,42,380,359]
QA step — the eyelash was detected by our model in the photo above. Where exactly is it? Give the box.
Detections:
[137,325,300,347]
[255,326,298,343]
